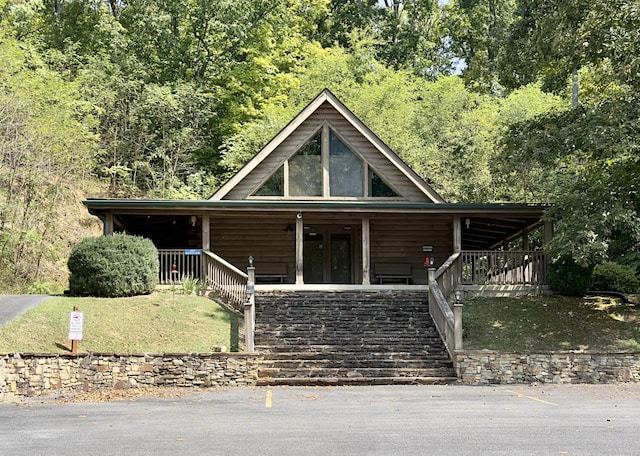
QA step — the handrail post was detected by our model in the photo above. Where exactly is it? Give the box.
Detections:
[428,268,436,312]
[245,255,256,353]
[454,291,463,351]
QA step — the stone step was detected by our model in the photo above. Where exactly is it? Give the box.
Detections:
[257,350,450,359]
[259,359,453,370]
[258,365,455,376]
[256,376,457,386]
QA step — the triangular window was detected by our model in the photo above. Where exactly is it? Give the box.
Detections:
[254,125,400,199]
[255,165,284,196]
[369,168,398,197]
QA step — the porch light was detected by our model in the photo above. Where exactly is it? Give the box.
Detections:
[190,216,197,227]
[455,290,462,304]
[465,218,471,228]
[248,255,254,267]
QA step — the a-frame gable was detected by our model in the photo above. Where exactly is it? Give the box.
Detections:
[211,89,445,203]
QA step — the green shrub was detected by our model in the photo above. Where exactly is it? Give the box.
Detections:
[591,262,639,293]
[616,251,640,277]
[548,256,593,296]
[68,234,159,297]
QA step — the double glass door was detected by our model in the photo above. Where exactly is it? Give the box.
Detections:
[303,231,352,284]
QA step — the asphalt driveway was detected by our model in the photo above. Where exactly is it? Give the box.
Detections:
[0,295,51,326]
[2,384,640,456]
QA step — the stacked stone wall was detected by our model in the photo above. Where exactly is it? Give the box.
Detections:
[456,351,640,384]
[0,352,260,398]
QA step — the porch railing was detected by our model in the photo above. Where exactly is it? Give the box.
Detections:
[460,250,547,285]
[158,249,202,284]
[202,250,248,312]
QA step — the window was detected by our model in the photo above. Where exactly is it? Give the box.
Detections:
[289,131,322,196]
[255,166,284,196]
[369,168,398,197]
[254,126,399,199]
[330,131,363,196]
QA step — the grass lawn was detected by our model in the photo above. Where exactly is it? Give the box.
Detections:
[0,292,237,354]
[463,294,640,352]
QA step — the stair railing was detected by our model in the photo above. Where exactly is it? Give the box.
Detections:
[202,250,248,313]
[428,252,463,355]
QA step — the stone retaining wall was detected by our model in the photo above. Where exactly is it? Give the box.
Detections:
[456,351,640,384]
[0,352,261,398]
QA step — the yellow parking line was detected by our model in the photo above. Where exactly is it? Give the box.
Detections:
[505,389,559,406]
[265,388,272,408]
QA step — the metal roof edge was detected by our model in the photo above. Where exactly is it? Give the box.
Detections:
[83,198,551,212]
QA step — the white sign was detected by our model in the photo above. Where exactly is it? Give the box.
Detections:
[68,311,84,341]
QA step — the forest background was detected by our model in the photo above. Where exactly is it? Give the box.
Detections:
[0,0,638,293]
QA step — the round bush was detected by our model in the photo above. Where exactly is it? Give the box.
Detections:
[68,234,159,297]
[591,262,639,293]
[548,256,593,296]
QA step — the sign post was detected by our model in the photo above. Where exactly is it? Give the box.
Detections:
[68,306,84,353]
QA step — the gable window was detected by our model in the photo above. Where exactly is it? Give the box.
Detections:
[289,131,322,196]
[330,131,363,196]
[255,124,399,199]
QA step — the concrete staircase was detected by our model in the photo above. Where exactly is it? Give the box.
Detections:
[255,290,457,386]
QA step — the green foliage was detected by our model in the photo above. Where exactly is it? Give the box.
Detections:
[591,262,639,293]
[27,281,65,295]
[442,0,517,92]
[548,256,593,296]
[0,33,99,290]
[68,234,159,297]
[179,275,203,296]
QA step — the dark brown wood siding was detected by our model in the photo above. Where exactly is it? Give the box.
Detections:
[208,211,454,285]
[370,214,452,285]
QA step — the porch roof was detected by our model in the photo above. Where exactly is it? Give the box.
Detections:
[85,198,549,251]
[84,198,548,214]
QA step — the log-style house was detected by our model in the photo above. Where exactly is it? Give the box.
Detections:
[84,89,549,382]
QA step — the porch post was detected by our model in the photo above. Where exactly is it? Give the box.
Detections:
[453,216,462,253]
[544,220,553,246]
[295,213,304,285]
[104,213,114,235]
[201,213,210,251]
[362,215,370,285]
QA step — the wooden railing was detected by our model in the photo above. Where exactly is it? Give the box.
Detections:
[428,253,463,355]
[158,249,202,284]
[202,250,248,312]
[460,250,547,285]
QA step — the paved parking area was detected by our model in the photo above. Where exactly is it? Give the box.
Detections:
[2,384,639,455]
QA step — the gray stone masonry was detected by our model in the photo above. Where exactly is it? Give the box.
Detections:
[457,351,640,384]
[0,352,261,398]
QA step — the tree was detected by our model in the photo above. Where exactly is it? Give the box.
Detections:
[498,0,640,266]
[0,34,99,288]
[442,0,517,93]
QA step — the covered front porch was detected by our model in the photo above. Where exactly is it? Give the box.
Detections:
[93,201,550,287]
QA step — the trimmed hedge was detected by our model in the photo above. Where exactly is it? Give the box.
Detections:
[548,256,593,296]
[591,262,639,293]
[68,234,159,297]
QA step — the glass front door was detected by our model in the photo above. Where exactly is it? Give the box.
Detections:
[303,231,352,284]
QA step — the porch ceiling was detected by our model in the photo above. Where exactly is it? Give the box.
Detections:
[462,216,544,250]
